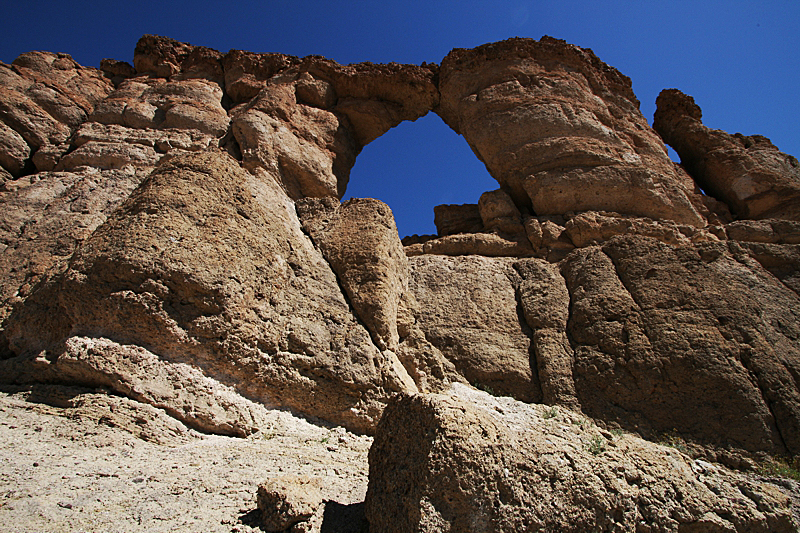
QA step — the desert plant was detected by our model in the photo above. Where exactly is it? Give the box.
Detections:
[587,435,606,456]
[543,406,558,419]
[758,457,800,481]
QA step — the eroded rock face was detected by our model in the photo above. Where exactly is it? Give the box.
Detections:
[0,167,149,325]
[1,152,415,434]
[562,236,800,457]
[297,197,408,352]
[405,255,541,403]
[366,384,798,533]
[654,88,800,220]
[437,37,708,226]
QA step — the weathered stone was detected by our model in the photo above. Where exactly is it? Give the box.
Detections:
[222,49,302,104]
[0,120,31,176]
[91,77,228,137]
[11,51,112,109]
[31,142,69,171]
[406,255,541,402]
[563,211,706,248]
[55,141,160,171]
[72,121,216,153]
[478,188,524,235]
[725,219,800,245]
[297,197,409,352]
[133,34,195,79]
[0,166,148,325]
[523,216,575,260]
[514,259,578,408]
[2,152,414,434]
[0,86,72,148]
[654,88,800,220]
[433,203,483,236]
[257,476,323,532]
[419,232,533,257]
[366,384,798,533]
[437,37,707,226]
[99,58,136,86]
[1,336,271,436]
[231,79,358,199]
[561,236,800,457]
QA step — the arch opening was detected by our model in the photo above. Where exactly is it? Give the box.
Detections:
[342,113,497,239]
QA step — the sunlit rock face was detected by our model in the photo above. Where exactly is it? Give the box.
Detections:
[1,34,800,472]
[654,88,800,221]
[436,37,708,226]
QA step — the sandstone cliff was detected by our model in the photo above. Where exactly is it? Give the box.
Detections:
[2,34,800,531]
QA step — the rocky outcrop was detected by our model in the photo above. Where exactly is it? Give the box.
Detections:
[0,52,114,176]
[653,89,800,220]
[1,32,799,493]
[655,89,800,221]
[433,203,483,236]
[404,255,541,402]
[297,197,408,352]
[0,167,149,324]
[366,384,798,532]
[437,37,709,227]
[563,236,800,458]
[1,152,415,434]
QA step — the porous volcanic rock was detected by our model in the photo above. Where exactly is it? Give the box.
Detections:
[654,88,800,220]
[405,254,542,402]
[562,236,800,458]
[1,151,415,434]
[433,203,484,236]
[437,37,708,226]
[366,384,798,533]
[297,197,409,353]
[231,74,359,199]
[0,166,149,325]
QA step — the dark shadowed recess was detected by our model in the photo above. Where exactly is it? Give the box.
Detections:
[343,113,496,239]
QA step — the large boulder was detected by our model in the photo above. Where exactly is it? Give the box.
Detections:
[437,37,708,226]
[1,152,415,434]
[366,384,798,532]
[654,88,800,220]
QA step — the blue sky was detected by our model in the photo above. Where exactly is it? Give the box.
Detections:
[2,1,798,237]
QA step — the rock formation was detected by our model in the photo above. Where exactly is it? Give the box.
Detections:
[2,34,800,530]
[366,384,797,532]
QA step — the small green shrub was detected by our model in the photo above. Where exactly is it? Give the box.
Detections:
[659,431,689,455]
[543,406,558,419]
[611,428,626,438]
[475,383,496,396]
[588,435,606,456]
[758,457,800,481]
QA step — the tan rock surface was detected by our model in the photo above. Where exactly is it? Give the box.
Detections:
[655,88,800,220]
[0,166,148,325]
[2,152,413,434]
[366,384,798,532]
[257,476,324,531]
[231,78,358,199]
[437,37,707,226]
[562,236,800,457]
[406,255,541,402]
[297,197,409,353]
[433,203,483,236]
